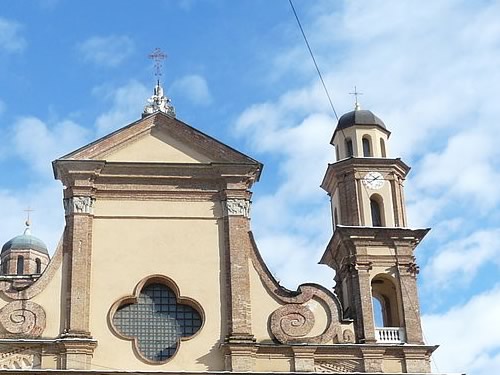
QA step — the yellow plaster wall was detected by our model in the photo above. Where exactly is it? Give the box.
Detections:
[31,264,63,337]
[305,297,330,338]
[248,260,281,343]
[89,199,225,371]
[255,356,293,372]
[103,129,212,163]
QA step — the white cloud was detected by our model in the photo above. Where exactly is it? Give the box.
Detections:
[0,17,26,53]
[413,128,500,210]
[423,285,500,374]
[171,74,213,106]
[237,110,335,287]
[94,80,149,134]
[423,228,500,288]
[78,35,135,67]
[11,116,90,175]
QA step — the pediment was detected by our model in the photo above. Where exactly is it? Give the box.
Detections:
[58,112,259,165]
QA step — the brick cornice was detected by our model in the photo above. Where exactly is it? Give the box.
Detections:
[320,226,430,270]
[321,157,410,194]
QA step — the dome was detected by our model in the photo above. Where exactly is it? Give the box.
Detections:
[336,109,387,132]
[1,233,49,255]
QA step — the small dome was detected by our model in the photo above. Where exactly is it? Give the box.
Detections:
[336,109,387,132]
[1,233,48,255]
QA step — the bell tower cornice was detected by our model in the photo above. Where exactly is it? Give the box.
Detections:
[321,157,410,194]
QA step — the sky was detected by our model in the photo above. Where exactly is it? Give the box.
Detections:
[1,1,499,374]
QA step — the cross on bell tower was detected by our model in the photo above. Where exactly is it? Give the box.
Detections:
[349,86,363,110]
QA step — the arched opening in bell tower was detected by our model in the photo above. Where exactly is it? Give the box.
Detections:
[362,136,372,157]
[345,138,354,157]
[370,194,385,227]
[371,275,402,327]
[380,138,387,157]
[16,256,24,275]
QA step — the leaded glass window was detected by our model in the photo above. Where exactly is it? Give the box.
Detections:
[112,282,202,362]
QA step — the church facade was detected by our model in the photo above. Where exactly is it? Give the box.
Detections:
[0,83,441,374]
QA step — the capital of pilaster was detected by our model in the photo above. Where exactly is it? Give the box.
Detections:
[63,196,95,215]
[223,198,250,218]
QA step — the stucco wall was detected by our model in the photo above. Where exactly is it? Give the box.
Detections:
[89,199,225,370]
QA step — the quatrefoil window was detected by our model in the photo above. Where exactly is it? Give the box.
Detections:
[109,275,204,363]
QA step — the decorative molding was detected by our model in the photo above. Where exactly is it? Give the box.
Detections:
[248,232,346,344]
[63,196,95,215]
[224,199,250,217]
[0,301,46,337]
[270,304,315,343]
[0,347,38,369]
[314,359,363,373]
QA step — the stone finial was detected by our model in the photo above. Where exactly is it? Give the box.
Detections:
[143,80,176,118]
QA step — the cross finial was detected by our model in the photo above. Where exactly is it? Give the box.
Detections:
[349,86,363,110]
[148,48,167,79]
[24,207,34,233]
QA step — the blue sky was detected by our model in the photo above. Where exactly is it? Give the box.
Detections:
[1,1,500,374]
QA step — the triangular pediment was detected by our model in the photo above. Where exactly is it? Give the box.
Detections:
[58,112,259,165]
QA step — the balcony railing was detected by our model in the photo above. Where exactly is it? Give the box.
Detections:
[375,327,406,343]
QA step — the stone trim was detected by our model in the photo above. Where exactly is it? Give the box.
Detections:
[108,274,205,365]
[223,199,250,217]
[0,301,46,338]
[63,197,95,215]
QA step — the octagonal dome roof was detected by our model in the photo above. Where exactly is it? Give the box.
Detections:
[1,231,48,255]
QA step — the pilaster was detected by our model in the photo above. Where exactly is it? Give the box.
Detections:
[396,249,424,344]
[54,161,103,341]
[291,346,316,372]
[350,261,376,343]
[222,188,255,343]
[61,195,95,339]
[360,347,385,372]
[57,339,97,370]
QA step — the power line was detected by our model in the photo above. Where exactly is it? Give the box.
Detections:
[288,0,339,121]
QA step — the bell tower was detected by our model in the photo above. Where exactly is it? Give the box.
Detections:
[320,103,433,372]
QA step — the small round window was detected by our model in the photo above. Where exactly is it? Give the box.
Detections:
[110,277,203,363]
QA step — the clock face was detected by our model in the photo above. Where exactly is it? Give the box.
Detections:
[363,171,384,189]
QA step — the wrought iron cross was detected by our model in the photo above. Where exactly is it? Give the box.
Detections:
[349,86,363,108]
[24,206,34,226]
[148,48,167,78]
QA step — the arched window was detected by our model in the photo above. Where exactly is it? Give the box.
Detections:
[380,138,387,157]
[17,256,24,275]
[371,276,401,328]
[372,296,385,327]
[370,196,383,227]
[345,138,354,157]
[2,260,8,275]
[35,258,42,274]
[362,136,372,157]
